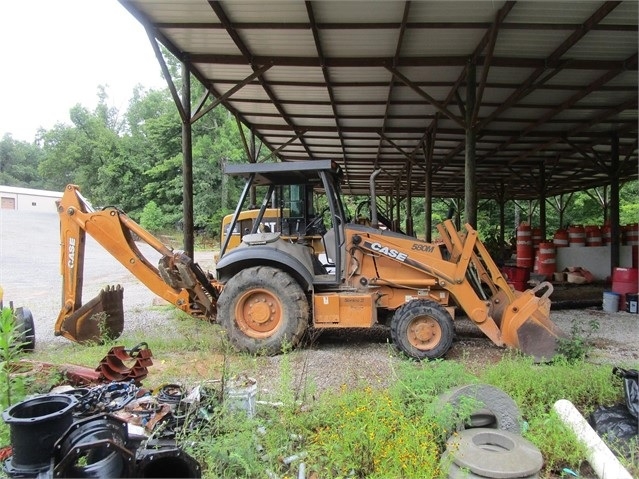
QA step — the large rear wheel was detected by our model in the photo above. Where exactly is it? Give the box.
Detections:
[218,266,309,355]
[390,300,454,360]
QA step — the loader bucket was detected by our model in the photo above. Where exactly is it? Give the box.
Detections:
[498,282,568,362]
[56,285,124,344]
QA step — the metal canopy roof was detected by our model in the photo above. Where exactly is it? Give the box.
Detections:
[121,1,638,200]
[224,158,339,185]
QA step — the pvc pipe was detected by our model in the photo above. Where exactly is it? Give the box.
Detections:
[553,399,632,479]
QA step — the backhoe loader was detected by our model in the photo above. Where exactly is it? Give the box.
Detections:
[55,160,566,361]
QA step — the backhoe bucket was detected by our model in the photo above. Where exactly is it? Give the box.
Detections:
[56,285,124,344]
[497,282,568,362]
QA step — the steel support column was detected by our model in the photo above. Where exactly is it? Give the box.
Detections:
[181,61,194,259]
[610,132,620,270]
[249,128,257,207]
[406,163,413,236]
[424,140,433,242]
[395,179,401,232]
[539,161,547,240]
[464,63,477,228]
[498,181,506,261]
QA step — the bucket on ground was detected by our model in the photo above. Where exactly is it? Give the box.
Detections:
[612,267,639,311]
[224,376,257,418]
[602,292,620,313]
[626,293,638,314]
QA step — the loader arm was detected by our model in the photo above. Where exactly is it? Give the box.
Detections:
[359,220,566,361]
[55,185,219,344]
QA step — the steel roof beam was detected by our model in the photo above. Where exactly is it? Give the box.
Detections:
[155,21,636,32]
[207,1,314,159]
[480,52,637,161]
[217,79,637,91]
[376,1,412,171]
[508,95,638,167]
[471,2,515,126]
[189,54,635,71]
[476,1,622,132]
[305,1,352,188]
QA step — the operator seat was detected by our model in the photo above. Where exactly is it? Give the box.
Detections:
[323,227,346,277]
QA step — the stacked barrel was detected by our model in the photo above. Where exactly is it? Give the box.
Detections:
[513,223,638,287]
[516,225,534,270]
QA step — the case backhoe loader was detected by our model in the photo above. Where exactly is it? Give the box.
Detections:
[55,160,566,361]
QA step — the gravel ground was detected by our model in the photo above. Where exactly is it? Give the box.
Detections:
[1,209,637,395]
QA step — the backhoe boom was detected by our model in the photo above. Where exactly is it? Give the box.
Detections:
[55,185,219,343]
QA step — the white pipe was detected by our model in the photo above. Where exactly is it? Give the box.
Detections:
[553,399,632,479]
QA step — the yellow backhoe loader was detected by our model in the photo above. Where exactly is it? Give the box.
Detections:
[55,160,566,361]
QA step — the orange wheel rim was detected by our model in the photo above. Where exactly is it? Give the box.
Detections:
[407,316,442,350]
[234,288,283,338]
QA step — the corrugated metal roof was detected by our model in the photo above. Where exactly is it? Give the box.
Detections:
[120,0,638,199]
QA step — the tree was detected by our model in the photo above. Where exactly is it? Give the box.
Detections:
[0,134,43,187]
[37,88,121,196]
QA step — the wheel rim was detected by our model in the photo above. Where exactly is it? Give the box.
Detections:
[234,288,283,338]
[407,315,442,350]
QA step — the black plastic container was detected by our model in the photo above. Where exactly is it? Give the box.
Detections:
[626,293,639,314]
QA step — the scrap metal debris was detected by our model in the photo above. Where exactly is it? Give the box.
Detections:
[63,342,154,385]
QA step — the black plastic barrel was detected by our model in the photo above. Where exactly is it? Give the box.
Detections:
[2,394,76,476]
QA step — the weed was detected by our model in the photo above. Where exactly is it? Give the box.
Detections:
[555,317,600,363]
[306,386,443,478]
[0,307,28,409]
[479,354,622,474]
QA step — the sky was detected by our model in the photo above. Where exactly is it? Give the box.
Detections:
[0,0,167,142]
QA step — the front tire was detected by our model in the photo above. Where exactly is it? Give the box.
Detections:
[218,266,309,355]
[390,300,454,360]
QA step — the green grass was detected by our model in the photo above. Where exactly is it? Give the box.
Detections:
[7,315,638,479]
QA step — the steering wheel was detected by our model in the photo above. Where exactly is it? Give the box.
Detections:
[305,207,330,235]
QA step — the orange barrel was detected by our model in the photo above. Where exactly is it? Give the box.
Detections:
[517,244,534,270]
[532,227,543,249]
[537,242,556,280]
[585,225,602,247]
[568,225,586,247]
[622,223,639,246]
[553,229,569,248]
[602,224,612,245]
[516,225,533,269]
[612,267,639,311]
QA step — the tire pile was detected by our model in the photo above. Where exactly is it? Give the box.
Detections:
[438,384,544,479]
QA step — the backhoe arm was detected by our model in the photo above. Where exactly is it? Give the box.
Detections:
[55,185,219,343]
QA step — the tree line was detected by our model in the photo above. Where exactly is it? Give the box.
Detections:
[1,80,636,244]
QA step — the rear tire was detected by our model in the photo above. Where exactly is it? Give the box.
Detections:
[391,300,453,360]
[14,307,35,352]
[218,266,309,355]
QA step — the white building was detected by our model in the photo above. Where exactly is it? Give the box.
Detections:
[0,185,62,213]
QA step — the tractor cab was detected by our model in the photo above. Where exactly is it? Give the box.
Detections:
[217,160,348,287]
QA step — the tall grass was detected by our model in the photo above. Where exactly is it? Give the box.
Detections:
[18,317,635,478]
